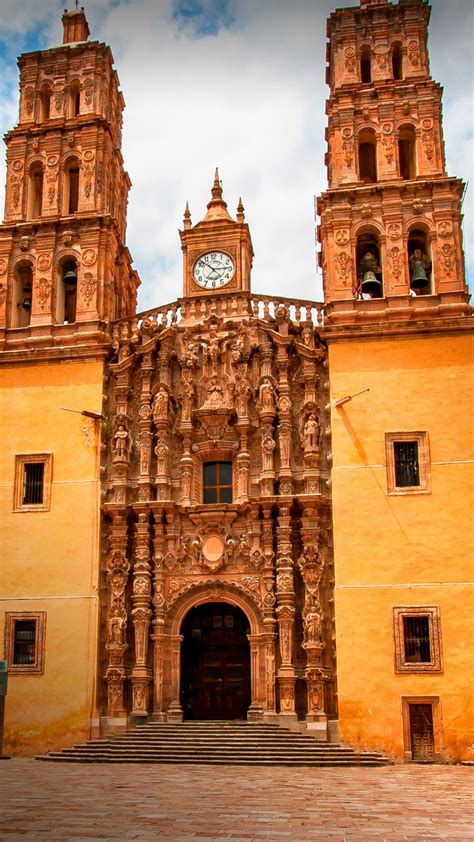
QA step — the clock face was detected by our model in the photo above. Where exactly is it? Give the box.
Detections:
[193,251,235,289]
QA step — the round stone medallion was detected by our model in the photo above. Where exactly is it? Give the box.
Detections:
[202,535,225,563]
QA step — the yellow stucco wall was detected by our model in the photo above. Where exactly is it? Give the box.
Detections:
[329,331,474,761]
[0,359,103,755]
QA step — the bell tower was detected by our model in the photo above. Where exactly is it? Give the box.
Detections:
[318,0,474,762]
[0,5,139,345]
[318,0,469,324]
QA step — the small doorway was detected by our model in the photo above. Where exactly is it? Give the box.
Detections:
[180,602,251,720]
[409,703,435,761]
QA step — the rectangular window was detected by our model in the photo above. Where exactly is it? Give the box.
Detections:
[385,432,430,494]
[393,607,442,673]
[13,620,37,665]
[13,454,52,512]
[23,462,45,504]
[403,615,430,662]
[203,461,232,504]
[4,612,46,674]
[394,440,420,487]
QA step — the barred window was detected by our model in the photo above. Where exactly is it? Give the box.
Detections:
[394,441,420,487]
[403,615,431,663]
[393,607,442,673]
[13,454,52,512]
[23,462,45,505]
[4,612,46,674]
[13,620,37,665]
[385,432,430,495]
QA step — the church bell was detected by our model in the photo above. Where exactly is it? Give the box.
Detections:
[361,271,383,298]
[410,262,429,291]
[63,268,77,288]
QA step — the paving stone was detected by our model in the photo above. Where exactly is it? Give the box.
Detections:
[0,760,472,840]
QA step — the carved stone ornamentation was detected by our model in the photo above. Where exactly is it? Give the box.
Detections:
[36,278,51,310]
[407,39,420,66]
[80,272,97,306]
[335,251,350,284]
[388,246,403,282]
[438,243,456,275]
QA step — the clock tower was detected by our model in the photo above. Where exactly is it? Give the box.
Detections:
[180,169,254,298]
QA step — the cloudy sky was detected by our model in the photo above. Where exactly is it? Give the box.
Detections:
[0,0,472,311]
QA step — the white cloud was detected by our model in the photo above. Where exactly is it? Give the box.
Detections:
[0,0,472,311]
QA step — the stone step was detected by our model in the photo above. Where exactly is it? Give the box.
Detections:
[37,721,391,766]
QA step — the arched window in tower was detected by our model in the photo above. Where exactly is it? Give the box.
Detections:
[356,232,383,299]
[408,229,432,295]
[12,263,33,328]
[360,47,371,84]
[392,43,403,80]
[69,82,81,117]
[63,158,80,214]
[39,87,51,122]
[398,125,417,180]
[27,164,44,219]
[358,130,378,183]
[57,260,78,324]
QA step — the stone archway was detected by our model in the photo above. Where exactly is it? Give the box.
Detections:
[154,582,275,722]
[180,602,251,720]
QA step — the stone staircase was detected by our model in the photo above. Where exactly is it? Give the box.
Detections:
[36,721,391,766]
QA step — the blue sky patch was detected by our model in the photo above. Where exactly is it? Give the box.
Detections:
[172,0,234,36]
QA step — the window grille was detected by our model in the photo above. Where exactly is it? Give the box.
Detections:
[403,615,431,662]
[23,462,45,505]
[203,462,232,504]
[13,620,37,665]
[394,440,419,487]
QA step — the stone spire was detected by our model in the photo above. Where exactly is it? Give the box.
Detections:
[204,168,232,221]
[183,201,192,230]
[237,197,245,223]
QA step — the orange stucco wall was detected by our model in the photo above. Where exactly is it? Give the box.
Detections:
[0,359,103,754]
[328,331,474,761]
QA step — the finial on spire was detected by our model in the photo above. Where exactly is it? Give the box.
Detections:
[204,168,232,221]
[211,167,223,201]
[237,197,245,223]
[183,201,192,230]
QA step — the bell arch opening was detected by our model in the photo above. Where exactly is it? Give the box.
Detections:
[180,601,251,721]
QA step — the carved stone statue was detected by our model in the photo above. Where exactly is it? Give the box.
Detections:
[259,377,276,413]
[153,386,169,420]
[303,413,320,451]
[262,432,276,471]
[113,425,129,458]
[155,442,169,475]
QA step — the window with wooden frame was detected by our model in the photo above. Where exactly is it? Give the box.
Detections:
[393,606,443,673]
[4,611,46,674]
[13,454,53,512]
[203,462,233,504]
[385,432,430,494]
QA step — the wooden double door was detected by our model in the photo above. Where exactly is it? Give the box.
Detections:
[180,603,251,720]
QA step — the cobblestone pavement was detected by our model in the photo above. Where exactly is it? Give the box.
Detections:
[0,759,472,841]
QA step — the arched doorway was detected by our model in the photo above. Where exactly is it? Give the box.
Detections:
[180,602,251,720]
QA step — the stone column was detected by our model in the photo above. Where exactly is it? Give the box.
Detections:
[130,510,153,719]
[298,508,328,739]
[275,505,297,719]
[150,515,166,720]
[167,634,184,721]
[105,512,130,725]
[137,352,153,503]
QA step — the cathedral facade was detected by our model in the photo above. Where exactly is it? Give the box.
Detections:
[1,0,472,763]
